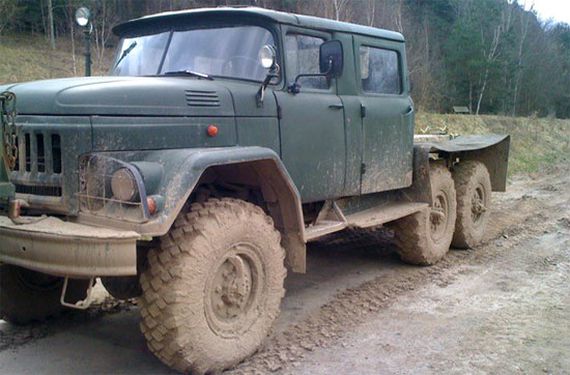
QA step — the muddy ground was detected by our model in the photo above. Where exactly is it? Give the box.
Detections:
[0,165,569,374]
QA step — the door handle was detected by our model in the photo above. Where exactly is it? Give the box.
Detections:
[328,103,344,110]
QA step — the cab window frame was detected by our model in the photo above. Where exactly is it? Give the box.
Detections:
[356,42,405,97]
[281,26,335,94]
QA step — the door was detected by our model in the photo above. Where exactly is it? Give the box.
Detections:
[355,36,414,194]
[275,30,346,203]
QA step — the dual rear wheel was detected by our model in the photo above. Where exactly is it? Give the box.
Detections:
[391,160,492,265]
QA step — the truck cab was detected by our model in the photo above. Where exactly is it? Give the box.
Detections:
[0,7,509,374]
[108,7,414,201]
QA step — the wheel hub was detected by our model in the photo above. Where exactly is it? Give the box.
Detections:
[471,185,486,223]
[430,192,449,242]
[212,254,253,319]
[204,242,266,338]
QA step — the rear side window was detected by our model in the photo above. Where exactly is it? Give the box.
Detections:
[360,46,401,95]
[285,34,328,90]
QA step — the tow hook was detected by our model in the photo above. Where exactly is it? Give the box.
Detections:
[8,198,47,225]
[8,198,26,220]
[60,277,96,310]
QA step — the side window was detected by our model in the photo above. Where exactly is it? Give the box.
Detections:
[285,33,328,90]
[360,46,401,95]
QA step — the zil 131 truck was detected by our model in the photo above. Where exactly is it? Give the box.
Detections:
[0,7,509,374]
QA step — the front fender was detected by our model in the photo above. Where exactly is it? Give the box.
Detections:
[80,146,298,233]
[77,146,307,272]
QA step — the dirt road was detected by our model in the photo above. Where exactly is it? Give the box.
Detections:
[1,166,569,374]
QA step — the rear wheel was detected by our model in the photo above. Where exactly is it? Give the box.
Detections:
[0,265,90,325]
[390,163,457,265]
[452,161,492,249]
[139,198,286,374]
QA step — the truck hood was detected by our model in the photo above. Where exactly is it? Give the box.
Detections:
[0,76,234,117]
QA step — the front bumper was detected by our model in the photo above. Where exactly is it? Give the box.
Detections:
[0,215,139,278]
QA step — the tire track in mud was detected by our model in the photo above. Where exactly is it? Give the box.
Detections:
[231,174,570,374]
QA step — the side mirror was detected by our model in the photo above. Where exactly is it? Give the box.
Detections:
[319,40,343,78]
[287,40,344,95]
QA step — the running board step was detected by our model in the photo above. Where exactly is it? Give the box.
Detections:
[304,201,429,242]
[305,220,348,241]
[345,202,429,229]
[305,201,348,242]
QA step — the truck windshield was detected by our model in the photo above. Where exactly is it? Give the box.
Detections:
[112,25,275,82]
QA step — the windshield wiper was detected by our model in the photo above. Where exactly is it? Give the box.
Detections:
[161,70,214,80]
[114,41,137,68]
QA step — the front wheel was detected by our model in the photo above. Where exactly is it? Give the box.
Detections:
[0,265,90,325]
[139,198,286,374]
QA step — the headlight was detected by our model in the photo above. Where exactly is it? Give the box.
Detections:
[111,168,137,202]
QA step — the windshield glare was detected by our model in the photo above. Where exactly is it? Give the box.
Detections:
[112,25,275,82]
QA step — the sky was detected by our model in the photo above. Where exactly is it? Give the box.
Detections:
[530,0,570,25]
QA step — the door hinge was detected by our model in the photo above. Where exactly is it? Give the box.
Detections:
[360,163,366,175]
[360,104,367,118]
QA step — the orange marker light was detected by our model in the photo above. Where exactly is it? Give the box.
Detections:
[147,197,157,215]
[207,124,219,137]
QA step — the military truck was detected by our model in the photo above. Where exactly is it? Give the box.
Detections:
[0,7,509,374]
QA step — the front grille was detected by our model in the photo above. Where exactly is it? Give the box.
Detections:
[13,132,62,174]
[10,130,63,198]
[185,90,220,107]
[15,184,62,197]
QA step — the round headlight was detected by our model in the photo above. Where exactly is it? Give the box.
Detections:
[111,168,137,202]
[75,7,91,27]
[259,44,276,69]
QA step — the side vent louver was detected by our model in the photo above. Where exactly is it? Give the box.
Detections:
[185,90,220,107]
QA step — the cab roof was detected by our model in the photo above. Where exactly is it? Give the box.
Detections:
[112,6,405,42]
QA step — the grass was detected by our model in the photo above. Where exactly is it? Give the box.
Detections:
[1,32,569,177]
[0,33,112,84]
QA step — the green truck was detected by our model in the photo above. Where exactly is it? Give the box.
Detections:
[0,7,509,374]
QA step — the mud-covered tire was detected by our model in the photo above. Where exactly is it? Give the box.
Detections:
[452,161,492,249]
[0,265,90,325]
[139,198,286,374]
[390,163,457,265]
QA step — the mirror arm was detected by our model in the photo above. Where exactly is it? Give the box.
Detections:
[287,59,333,95]
[256,64,279,107]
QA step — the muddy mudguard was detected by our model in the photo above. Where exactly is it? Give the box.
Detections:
[425,134,510,192]
[404,134,510,205]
